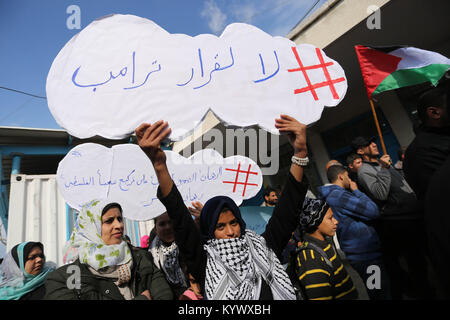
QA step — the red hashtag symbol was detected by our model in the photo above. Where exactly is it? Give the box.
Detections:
[223,162,259,197]
[287,47,345,100]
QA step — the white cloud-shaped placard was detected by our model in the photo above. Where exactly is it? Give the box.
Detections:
[47,14,347,140]
[56,143,263,220]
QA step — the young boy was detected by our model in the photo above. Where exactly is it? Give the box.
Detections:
[290,198,358,300]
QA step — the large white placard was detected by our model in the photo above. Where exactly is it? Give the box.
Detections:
[47,14,347,140]
[56,143,263,220]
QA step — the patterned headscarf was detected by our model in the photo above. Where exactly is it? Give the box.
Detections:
[299,197,330,233]
[63,200,132,272]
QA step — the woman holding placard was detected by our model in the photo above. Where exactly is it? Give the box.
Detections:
[136,115,309,300]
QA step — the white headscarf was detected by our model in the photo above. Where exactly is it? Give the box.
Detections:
[63,200,132,271]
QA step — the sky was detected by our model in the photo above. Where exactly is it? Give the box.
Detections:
[0,0,328,130]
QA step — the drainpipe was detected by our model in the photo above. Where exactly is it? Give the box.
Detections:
[11,155,22,175]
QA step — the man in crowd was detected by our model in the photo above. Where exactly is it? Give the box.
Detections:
[403,79,450,298]
[261,186,278,207]
[318,165,390,299]
[346,153,363,183]
[325,159,342,171]
[352,136,431,299]
[404,80,450,207]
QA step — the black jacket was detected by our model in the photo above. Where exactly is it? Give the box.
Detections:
[404,125,450,207]
[157,172,308,300]
[44,245,173,300]
[19,284,46,300]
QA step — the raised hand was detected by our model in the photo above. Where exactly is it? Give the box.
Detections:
[275,114,307,156]
[135,120,171,168]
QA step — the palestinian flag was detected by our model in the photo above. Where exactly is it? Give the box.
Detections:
[354,45,450,98]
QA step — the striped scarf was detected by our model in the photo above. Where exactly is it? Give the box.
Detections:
[204,229,296,300]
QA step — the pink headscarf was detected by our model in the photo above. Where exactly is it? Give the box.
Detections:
[140,235,150,249]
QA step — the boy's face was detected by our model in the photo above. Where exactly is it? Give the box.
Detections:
[317,208,338,237]
[349,158,362,172]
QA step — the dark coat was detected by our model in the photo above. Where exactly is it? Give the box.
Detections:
[19,284,46,300]
[44,245,173,300]
[404,125,450,207]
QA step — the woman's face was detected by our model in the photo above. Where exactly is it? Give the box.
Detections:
[24,246,45,276]
[155,212,175,244]
[101,207,124,245]
[214,210,241,239]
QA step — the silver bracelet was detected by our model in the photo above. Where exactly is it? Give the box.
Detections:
[291,155,309,166]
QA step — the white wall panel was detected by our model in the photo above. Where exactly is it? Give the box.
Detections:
[7,174,67,266]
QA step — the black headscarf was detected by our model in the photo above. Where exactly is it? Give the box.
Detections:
[11,242,44,267]
[200,196,246,241]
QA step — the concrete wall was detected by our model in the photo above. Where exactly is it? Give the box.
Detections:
[376,91,415,147]
[288,0,390,48]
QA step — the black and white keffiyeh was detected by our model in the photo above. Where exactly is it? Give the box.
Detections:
[204,229,296,300]
[149,236,187,288]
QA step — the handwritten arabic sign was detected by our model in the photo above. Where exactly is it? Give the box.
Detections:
[47,14,347,140]
[56,143,263,220]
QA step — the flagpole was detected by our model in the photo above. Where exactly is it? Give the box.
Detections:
[368,99,387,155]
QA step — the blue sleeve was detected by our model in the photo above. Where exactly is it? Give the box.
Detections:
[326,189,379,221]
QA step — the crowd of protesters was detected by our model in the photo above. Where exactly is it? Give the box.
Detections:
[0,79,449,300]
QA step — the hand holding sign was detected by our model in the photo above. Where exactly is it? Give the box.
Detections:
[135,121,171,168]
[275,114,307,154]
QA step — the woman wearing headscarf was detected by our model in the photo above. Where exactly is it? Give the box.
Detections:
[135,115,309,300]
[287,198,358,300]
[148,212,189,298]
[0,241,55,300]
[44,201,173,300]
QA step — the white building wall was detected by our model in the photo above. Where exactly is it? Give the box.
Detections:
[288,0,390,47]
[7,174,67,266]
